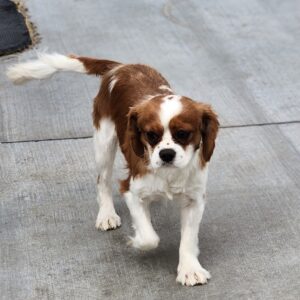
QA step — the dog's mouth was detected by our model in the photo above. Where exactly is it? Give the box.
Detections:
[161,162,176,168]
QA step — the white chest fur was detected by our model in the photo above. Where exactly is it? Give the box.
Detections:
[130,151,209,201]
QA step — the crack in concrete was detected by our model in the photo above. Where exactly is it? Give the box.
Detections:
[1,120,299,144]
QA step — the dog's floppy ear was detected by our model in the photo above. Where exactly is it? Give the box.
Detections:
[127,107,145,158]
[198,104,219,163]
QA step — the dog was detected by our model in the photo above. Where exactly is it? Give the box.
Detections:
[7,53,219,286]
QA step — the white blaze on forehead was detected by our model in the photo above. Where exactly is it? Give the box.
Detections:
[150,95,194,170]
[159,95,182,128]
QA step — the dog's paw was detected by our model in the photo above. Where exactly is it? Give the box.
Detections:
[128,233,160,251]
[176,263,211,286]
[95,211,121,231]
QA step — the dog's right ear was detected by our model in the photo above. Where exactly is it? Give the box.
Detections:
[127,107,145,158]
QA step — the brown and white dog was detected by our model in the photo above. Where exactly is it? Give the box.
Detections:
[7,53,219,286]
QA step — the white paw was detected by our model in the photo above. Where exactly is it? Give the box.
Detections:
[128,233,160,251]
[176,262,211,286]
[95,211,121,231]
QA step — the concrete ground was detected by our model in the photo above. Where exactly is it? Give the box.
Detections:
[0,0,299,299]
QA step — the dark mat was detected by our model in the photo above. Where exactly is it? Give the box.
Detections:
[0,0,31,55]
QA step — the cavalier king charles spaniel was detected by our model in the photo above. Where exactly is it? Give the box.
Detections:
[7,53,219,286]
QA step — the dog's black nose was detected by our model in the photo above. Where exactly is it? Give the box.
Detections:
[159,148,176,163]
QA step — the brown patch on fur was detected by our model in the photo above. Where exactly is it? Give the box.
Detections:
[119,98,165,193]
[169,98,202,150]
[77,56,121,76]
[127,109,145,158]
[123,97,163,178]
[128,98,164,151]
[171,97,219,167]
[198,104,219,167]
[119,178,130,194]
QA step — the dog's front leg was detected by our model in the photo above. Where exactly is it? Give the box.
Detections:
[124,191,159,251]
[176,195,211,286]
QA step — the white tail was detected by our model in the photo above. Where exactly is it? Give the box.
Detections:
[6,53,86,84]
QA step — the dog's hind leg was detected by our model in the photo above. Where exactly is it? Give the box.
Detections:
[94,118,121,231]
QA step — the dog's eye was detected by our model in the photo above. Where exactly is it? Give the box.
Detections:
[146,131,160,145]
[175,130,191,140]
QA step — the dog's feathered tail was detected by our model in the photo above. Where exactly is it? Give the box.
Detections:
[6,53,121,84]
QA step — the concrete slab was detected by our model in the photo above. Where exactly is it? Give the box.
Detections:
[1,0,300,142]
[1,124,299,299]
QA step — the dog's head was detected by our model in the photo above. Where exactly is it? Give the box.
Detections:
[127,95,219,169]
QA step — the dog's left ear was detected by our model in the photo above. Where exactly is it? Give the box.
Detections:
[127,107,145,158]
[197,104,219,163]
